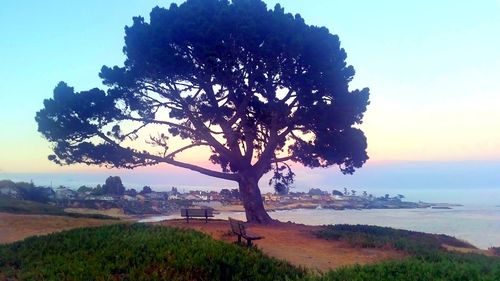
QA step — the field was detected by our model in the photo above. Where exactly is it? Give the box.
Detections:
[0,212,119,244]
[0,224,306,280]
[2,216,500,280]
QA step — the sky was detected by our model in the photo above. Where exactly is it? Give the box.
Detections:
[1,1,499,204]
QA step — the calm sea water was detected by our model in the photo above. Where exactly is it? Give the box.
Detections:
[141,205,500,249]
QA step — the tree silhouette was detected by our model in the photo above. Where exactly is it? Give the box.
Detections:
[140,186,152,194]
[35,0,369,223]
[102,176,126,195]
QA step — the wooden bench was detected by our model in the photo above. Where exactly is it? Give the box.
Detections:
[228,217,263,247]
[180,208,214,223]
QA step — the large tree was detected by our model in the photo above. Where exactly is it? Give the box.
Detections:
[35,0,369,223]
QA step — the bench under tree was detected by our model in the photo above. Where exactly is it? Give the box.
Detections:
[180,208,214,223]
[228,217,264,247]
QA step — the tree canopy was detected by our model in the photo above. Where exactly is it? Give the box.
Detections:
[102,176,126,195]
[36,0,369,222]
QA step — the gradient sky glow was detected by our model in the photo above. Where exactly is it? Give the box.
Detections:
[1,1,499,203]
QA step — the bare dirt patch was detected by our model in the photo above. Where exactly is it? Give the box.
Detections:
[157,219,406,272]
[0,212,119,244]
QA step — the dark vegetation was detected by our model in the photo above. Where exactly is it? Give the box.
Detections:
[0,196,116,220]
[0,179,54,203]
[35,0,370,223]
[316,225,500,281]
[316,224,472,255]
[0,224,306,281]
[490,247,500,256]
[90,176,126,195]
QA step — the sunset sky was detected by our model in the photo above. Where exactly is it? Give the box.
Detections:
[1,1,499,203]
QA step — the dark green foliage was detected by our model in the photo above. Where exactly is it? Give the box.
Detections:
[308,188,327,196]
[0,195,62,215]
[140,185,152,194]
[35,0,369,216]
[315,225,500,281]
[0,179,54,203]
[77,185,93,193]
[0,224,306,281]
[0,196,117,220]
[318,255,500,281]
[316,224,472,256]
[102,176,126,195]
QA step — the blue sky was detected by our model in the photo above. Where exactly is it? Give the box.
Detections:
[1,1,499,203]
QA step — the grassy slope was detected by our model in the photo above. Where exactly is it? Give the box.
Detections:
[0,196,116,220]
[1,222,499,280]
[315,225,500,281]
[0,224,306,281]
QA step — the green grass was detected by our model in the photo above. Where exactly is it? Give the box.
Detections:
[315,224,472,256]
[0,195,116,220]
[0,223,307,281]
[1,222,499,280]
[315,224,500,281]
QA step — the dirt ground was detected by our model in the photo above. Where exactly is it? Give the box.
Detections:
[0,212,119,244]
[158,219,406,272]
[1,213,406,272]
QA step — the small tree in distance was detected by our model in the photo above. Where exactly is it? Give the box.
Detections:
[35,0,369,223]
[102,176,126,195]
[140,186,153,194]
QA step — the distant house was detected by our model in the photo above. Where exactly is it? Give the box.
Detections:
[185,194,202,201]
[123,195,137,201]
[263,193,279,202]
[55,187,77,200]
[94,195,114,201]
[144,192,166,200]
[208,191,221,201]
[167,194,180,200]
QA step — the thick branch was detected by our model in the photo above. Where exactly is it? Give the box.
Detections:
[96,131,238,181]
[126,117,195,133]
[271,155,297,163]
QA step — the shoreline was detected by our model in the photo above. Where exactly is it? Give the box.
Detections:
[212,201,464,213]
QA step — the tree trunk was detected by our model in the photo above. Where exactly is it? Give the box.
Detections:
[238,173,273,224]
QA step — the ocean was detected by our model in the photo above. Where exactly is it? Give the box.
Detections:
[140,205,500,249]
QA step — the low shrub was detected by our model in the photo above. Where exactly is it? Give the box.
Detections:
[0,223,306,281]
